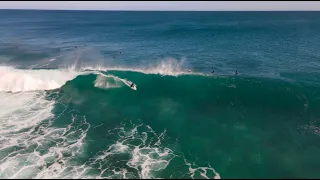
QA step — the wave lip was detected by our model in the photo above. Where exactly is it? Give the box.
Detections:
[81,58,206,77]
[0,57,206,93]
[0,66,139,93]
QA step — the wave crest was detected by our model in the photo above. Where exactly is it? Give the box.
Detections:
[82,57,204,76]
[0,66,81,93]
[0,66,138,93]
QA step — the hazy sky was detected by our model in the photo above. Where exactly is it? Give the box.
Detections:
[1,1,320,11]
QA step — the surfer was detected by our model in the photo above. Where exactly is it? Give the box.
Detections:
[235,70,238,75]
[212,70,215,73]
[130,82,135,88]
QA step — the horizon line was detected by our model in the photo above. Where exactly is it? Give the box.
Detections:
[1,8,320,12]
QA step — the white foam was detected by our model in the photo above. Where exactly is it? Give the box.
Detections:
[0,91,54,178]
[184,158,221,179]
[0,66,81,92]
[0,94,221,179]
[86,121,220,179]
[94,74,122,89]
[0,92,54,134]
[0,91,91,179]
[301,119,320,136]
[94,73,137,90]
[0,115,91,179]
[88,122,176,179]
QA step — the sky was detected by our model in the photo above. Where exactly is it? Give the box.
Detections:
[0,1,320,11]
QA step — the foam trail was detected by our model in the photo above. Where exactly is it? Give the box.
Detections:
[94,74,122,89]
[49,58,56,62]
[95,72,137,90]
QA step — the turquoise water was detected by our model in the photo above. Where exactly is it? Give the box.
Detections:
[1,10,320,178]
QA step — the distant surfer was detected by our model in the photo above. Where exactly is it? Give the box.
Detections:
[212,70,214,73]
[130,82,135,88]
[235,70,238,75]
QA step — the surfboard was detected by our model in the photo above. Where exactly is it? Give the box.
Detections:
[126,81,137,90]
[130,84,137,91]
[119,78,137,91]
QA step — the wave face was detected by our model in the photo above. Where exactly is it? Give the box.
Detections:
[1,66,320,178]
[0,67,223,179]
[1,10,320,179]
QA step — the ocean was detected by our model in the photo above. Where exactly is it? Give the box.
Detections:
[0,10,320,179]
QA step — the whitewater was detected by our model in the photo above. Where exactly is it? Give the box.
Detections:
[0,61,221,179]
